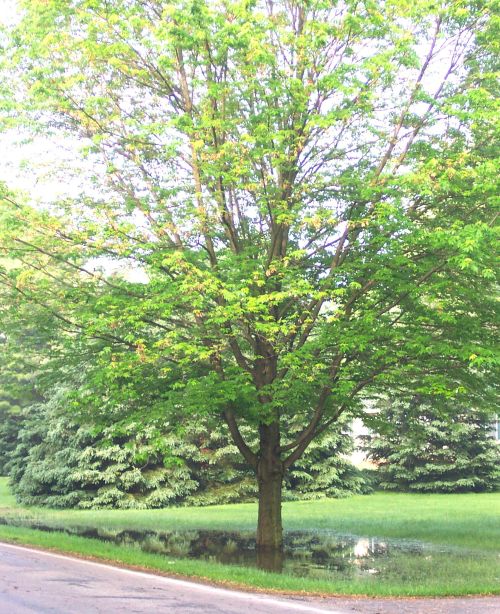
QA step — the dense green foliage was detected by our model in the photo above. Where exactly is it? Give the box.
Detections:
[1,303,366,510]
[0,335,40,475]
[0,0,498,548]
[7,382,367,509]
[365,397,499,493]
[7,387,198,509]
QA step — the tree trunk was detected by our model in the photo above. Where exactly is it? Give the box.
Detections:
[256,422,283,560]
[257,463,283,550]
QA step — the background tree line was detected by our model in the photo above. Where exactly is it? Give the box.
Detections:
[0,318,368,508]
[0,316,497,508]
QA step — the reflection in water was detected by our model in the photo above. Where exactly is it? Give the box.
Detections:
[353,538,370,557]
[256,546,284,572]
[0,517,436,578]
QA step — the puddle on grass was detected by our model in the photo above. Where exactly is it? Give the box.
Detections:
[0,516,456,578]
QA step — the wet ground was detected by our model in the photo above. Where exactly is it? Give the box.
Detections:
[0,518,486,579]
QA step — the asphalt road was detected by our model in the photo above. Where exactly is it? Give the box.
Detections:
[0,542,498,614]
[0,542,347,614]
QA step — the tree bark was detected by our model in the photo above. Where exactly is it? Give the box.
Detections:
[256,422,283,554]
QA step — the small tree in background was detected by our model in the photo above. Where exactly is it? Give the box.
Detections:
[365,396,499,493]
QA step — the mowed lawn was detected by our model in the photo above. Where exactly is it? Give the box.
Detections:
[0,477,498,596]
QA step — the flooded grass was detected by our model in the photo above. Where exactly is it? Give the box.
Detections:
[0,522,498,597]
[0,516,495,584]
[0,479,498,595]
[0,480,498,552]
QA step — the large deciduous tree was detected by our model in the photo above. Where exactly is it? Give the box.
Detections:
[0,0,498,556]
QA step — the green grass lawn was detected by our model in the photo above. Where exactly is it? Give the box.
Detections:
[0,477,498,597]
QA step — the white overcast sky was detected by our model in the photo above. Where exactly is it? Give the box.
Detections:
[0,0,87,204]
[0,0,18,26]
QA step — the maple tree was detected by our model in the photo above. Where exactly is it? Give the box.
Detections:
[0,0,498,557]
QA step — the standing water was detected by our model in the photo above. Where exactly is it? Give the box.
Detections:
[0,518,456,578]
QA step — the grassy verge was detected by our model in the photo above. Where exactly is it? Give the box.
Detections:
[0,478,499,596]
[0,524,498,597]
